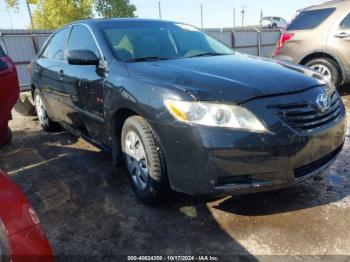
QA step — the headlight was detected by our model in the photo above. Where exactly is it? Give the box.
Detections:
[164,99,267,132]
[0,218,10,262]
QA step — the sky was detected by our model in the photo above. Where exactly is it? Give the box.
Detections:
[0,0,322,29]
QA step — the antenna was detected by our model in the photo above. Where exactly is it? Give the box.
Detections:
[233,7,236,28]
[241,5,246,28]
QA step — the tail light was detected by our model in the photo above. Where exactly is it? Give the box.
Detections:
[274,33,294,56]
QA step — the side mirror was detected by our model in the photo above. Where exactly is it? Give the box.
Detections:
[67,50,100,66]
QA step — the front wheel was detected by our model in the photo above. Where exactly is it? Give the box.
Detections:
[306,58,341,86]
[34,89,60,132]
[121,116,169,204]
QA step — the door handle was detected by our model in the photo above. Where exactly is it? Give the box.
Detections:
[334,32,350,38]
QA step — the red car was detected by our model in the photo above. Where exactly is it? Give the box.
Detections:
[0,45,19,145]
[0,170,53,261]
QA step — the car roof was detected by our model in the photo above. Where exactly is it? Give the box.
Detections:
[68,18,179,27]
[302,0,350,11]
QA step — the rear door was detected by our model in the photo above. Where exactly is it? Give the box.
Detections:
[327,12,350,80]
[32,28,70,121]
[61,25,105,141]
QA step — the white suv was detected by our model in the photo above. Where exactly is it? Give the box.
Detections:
[261,16,288,29]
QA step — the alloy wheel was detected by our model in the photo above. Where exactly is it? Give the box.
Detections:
[310,64,332,81]
[35,93,49,127]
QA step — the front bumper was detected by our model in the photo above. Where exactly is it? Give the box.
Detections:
[149,89,347,196]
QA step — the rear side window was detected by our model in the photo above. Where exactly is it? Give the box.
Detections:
[287,8,335,30]
[341,13,350,28]
[41,28,70,60]
[0,60,8,71]
[0,46,5,57]
[0,46,8,71]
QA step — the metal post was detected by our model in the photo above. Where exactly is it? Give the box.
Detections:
[233,7,236,29]
[220,27,223,42]
[200,4,203,29]
[26,0,35,30]
[158,1,162,20]
[241,5,246,28]
[256,28,261,57]
[26,0,38,53]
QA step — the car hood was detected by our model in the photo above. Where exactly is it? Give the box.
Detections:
[126,53,327,103]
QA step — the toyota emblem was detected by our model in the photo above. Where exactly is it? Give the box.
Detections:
[316,93,331,112]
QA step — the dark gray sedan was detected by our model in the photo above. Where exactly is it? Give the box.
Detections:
[30,19,347,203]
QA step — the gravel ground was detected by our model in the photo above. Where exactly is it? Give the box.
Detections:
[0,88,350,258]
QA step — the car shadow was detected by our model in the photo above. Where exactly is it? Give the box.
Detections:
[338,84,350,96]
[0,129,256,258]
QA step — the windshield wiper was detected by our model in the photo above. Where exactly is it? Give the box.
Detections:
[126,56,168,62]
[188,52,227,58]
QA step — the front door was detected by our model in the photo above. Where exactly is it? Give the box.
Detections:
[61,25,105,142]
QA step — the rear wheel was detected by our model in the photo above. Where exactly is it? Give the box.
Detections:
[121,116,169,204]
[271,23,277,29]
[34,89,60,132]
[305,58,341,86]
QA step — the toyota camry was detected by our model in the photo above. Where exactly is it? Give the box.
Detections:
[30,19,347,203]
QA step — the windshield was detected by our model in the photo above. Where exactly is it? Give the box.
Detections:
[99,21,234,62]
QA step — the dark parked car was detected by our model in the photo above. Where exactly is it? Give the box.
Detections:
[30,19,347,203]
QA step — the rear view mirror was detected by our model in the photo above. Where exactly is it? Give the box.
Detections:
[67,50,100,66]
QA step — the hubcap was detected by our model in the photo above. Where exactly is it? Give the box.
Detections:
[310,64,332,81]
[124,131,149,191]
[35,93,48,126]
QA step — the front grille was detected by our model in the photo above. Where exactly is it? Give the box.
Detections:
[294,145,343,178]
[270,92,341,133]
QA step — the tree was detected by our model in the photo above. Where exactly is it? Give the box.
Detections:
[5,0,19,10]
[95,0,136,18]
[32,0,93,29]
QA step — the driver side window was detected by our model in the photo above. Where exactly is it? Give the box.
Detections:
[67,25,100,58]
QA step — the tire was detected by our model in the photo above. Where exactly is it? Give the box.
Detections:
[121,116,169,204]
[305,58,341,86]
[272,24,277,29]
[34,89,60,132]
[6,127,12,144]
